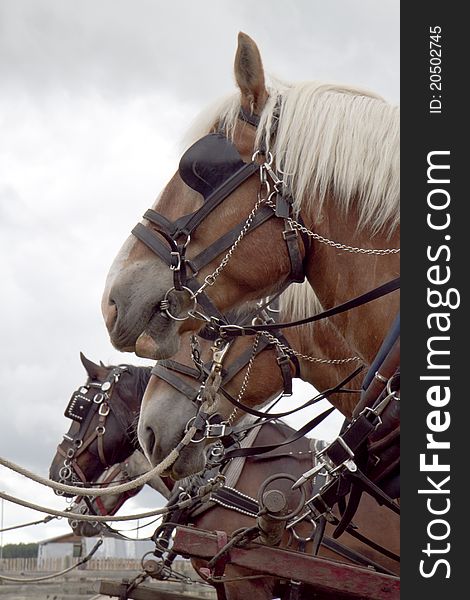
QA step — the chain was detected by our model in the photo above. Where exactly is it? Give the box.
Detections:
[190,334,205,374]
[264,198,400,255]
[261,331,362,365]
[191,194,267,300]
[223,334,262,426]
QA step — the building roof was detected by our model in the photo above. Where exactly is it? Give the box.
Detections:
[39,532,83,545]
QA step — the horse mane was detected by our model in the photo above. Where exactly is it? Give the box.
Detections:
[279,280,323,322]
[103,363,152,398]
[183,78,399,235]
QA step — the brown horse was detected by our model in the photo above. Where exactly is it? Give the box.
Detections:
[56,362,398,600]
[49,353,171,496]
[102,32,399,366]
[68,449,169,537]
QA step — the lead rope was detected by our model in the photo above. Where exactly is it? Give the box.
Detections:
[0,424,196,497]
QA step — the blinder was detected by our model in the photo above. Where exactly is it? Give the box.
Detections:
[132,108,308,324]
[179,133,248,200]
[64,389,94,423]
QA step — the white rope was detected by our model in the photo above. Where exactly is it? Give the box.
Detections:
[0,490,193,522]
[0,426,197,497]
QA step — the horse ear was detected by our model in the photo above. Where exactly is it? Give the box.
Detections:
[79,352,108,380]
[234,32,268,114]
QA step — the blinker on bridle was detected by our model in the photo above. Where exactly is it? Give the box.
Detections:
[131,107,308,326]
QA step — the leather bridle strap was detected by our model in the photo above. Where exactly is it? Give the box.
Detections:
[176,162,260,237]
[219,276,400,337]
[151,364,200,403]
[224,406,336,460]
[219,365,363,422]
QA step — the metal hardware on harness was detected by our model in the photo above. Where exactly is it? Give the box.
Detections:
[292,437,357,490]
[205,423,227,439]
[278,203,400,255]
[169,251,181,271]
[261,330,362,365]
[374,371,388,384]
[98,403,110,416]
[160,286,198,321]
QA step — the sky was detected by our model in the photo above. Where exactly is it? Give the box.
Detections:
[0,0,399,546]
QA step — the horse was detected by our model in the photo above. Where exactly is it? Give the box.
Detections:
[52,357,399,600]
[101,32,399,368]
[139,281,365,480]
[49,352,170,497]
[68,449,169,537]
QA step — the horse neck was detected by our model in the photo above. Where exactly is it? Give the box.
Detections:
[283,322,362,419]
[302,198,400,363]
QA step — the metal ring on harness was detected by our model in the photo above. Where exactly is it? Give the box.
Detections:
[289,514,317,543]
[184,416,206,444]
[161,286,198,321]
[258,473,307,521]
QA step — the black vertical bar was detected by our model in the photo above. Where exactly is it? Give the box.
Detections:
[401,2,465,597]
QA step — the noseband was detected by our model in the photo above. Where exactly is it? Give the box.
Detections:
[55,366,137,493]
[131,108,309,326]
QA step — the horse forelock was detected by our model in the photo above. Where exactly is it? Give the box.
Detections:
[183,78,399,236]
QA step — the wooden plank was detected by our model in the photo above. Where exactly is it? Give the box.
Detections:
[172,526,400,600]
[98,579,209,600]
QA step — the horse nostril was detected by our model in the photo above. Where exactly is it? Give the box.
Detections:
[103,299,118,331]
[143,427,156,460]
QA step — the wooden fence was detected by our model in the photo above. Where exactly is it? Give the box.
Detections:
[0,556,186,572]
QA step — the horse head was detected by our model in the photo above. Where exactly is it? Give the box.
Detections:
[102,31,399,365]
[102,33,295,361]
[49,352,149,496]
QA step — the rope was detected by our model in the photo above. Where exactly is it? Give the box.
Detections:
[0,490,193,522]
[0,426,196,497]
[0,515,56,533]
[0,539,103,583]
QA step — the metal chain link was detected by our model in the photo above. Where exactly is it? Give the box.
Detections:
[223,333,262,426]
[261,331,362,365]
[191,193,268,300]
[264,198,400,255]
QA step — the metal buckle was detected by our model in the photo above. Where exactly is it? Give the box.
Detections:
[205,423,227,439]
[99,403,110,416]
[282,228,298,241]
[93,393,105,404]
[169,251,181,271]
[292,436,357,489]
[218,324,247,338]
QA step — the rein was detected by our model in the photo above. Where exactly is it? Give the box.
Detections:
[217,276,400,338]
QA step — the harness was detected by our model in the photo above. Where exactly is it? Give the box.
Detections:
[132,109,309,325]
[55,366,138,493]
[127,103,400,583]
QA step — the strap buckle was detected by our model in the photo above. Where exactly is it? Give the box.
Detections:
[169,251,181,271]
[205,423,227,439]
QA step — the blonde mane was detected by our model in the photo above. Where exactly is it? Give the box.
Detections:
[279,280,323,322]
[183,78,400,235]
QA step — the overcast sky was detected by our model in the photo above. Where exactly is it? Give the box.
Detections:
[0,0,399,546]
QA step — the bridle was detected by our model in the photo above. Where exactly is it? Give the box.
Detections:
[69,460,141,531]
[131,107,309,326]
[55,366,138,495]
[151,314,301,444]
